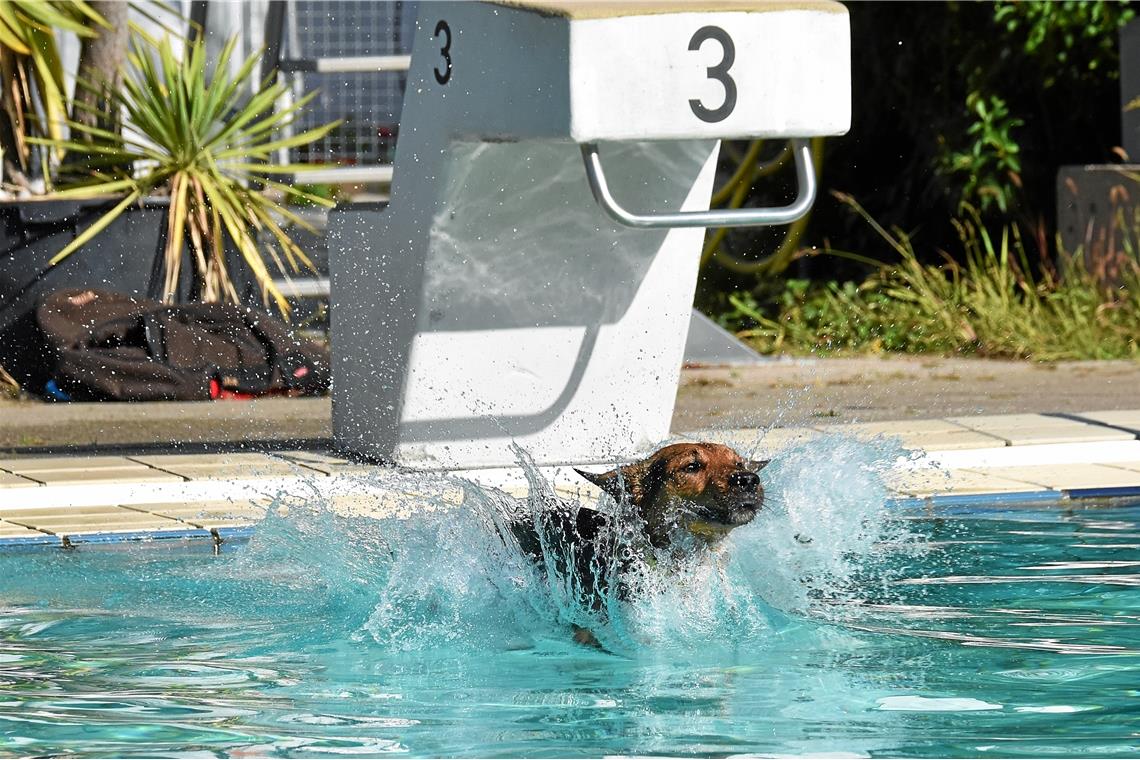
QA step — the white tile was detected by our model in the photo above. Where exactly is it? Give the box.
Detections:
[820,419,975,436]
[0,520,49,538]
[0,456,145,472]
[1074,410,1140,430]
[1,506,189,534]
[947,414,1132,445]
[129,453,280,468]
[0,471,40,488]
[21,468,185,486]
[128,501,269,529]
[148,463,321,481]
[887,468,1046,497]
[897,430,1008,451]
[962,464,1140,491]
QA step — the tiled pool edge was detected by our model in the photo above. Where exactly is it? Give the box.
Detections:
[5,409,1140,549]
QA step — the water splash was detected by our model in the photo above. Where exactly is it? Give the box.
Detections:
[343,433,912,656]
[730,432,919,616]
[13,434,908,658]
[2,446,1138,757]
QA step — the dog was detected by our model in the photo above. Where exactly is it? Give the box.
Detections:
[504,442,768,647]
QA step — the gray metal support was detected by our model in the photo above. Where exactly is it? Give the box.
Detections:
[188,1,209,44]
[261,0,287,85]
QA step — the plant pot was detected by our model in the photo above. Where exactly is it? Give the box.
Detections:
[0,196,261,393]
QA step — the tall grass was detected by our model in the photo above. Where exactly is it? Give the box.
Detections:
[725,193,1140,360]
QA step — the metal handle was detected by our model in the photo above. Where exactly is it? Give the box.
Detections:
[580,139,816,229]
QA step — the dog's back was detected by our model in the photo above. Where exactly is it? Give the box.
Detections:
[506,505,632,611]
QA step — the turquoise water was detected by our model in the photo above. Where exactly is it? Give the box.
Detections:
[0,436,1138,757]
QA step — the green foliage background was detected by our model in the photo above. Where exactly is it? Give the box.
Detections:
[699,1,1140,359]
[701,1,1134,281]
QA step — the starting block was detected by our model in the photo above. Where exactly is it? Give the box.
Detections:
[330,1,850,469]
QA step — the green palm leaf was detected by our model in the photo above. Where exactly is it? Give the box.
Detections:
[0,0,103,172]
[47,34,340,317]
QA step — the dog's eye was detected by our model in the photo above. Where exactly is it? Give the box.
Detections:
[682,461,704,473]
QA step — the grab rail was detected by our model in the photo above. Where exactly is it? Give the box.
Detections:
[580,139,816,229]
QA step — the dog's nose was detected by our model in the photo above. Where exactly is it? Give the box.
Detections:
[729,470,760,493]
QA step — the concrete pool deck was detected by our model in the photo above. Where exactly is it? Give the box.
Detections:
[3,408,1140,548]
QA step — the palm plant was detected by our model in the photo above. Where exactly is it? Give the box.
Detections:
[33,35,340,315]
[0,0,106,183]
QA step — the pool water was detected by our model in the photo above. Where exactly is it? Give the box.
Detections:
[1,436,1138,758]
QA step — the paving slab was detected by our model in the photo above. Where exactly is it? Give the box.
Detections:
[0,471,39,488]
[143,462,323,481]
[128,453,285,468]
[275,451,354,465]
[819,419,976,435]
[286,460,379,476]
[0,455,149,472]
[1097,461,1140,476]
[946,414,1134,446]
[16,468,185,486]
[127,501,270,530]
[886,467,1048,497]
[892,430,1011,451]
[0,505,190,534]
[814,419,1008,451]
[0,519,50,538]
[17,467,184,485]
[677,427,820,457]
[1073,409,1140,432]
[960,464,1140,491]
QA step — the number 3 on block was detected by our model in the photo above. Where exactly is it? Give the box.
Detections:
[434,20,452,85]
[688,26,736,123]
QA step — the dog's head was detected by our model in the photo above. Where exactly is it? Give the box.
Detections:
[576,443,768,547]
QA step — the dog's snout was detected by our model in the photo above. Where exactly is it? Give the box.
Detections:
[729,470,760,493]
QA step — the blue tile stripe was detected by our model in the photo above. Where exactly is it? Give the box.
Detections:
[0,527,210,550]
[930,490,1065,508]
[0,533,61,548]
[1065,484,1140,500]
[62,528,211,545]
[891,484,1140,512]
[214,525,256,541]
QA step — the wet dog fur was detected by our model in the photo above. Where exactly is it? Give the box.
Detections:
[505,442,767,647]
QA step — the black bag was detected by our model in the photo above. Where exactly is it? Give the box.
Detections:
[34,288,330,401]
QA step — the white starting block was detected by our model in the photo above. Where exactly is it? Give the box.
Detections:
[330,1,850,469]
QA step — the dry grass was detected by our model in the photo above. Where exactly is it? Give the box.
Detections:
[725,194,1140,361]
[0,364,21,399]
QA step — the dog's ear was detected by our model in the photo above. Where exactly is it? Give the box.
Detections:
[748,459,771,472]
[575,467,628,503]
[575,458,667,509]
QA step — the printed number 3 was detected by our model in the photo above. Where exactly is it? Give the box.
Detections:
[434,20,452,85]
[689,26,736,123]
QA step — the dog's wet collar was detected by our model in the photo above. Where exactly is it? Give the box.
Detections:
[686,521,733,540]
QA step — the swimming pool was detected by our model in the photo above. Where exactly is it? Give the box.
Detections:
[0,438,1137,757]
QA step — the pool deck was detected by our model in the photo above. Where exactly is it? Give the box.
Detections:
[3,408,1140,549]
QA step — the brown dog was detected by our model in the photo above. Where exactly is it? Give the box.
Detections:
[575,442,766,549]
[505,443,767,645]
